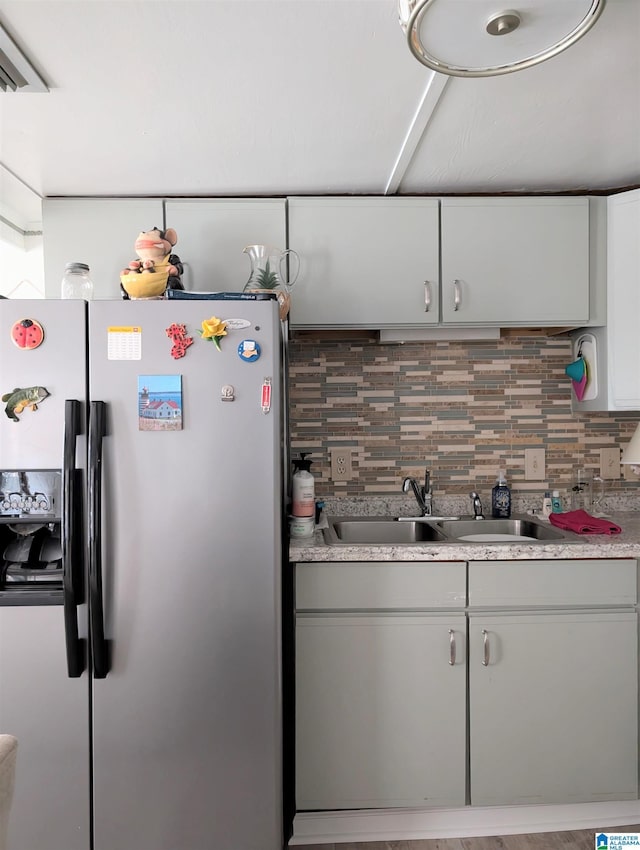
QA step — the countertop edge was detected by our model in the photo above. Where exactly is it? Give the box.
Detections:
[289,512,640,562]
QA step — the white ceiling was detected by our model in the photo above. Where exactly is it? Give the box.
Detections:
[0,0,638,230]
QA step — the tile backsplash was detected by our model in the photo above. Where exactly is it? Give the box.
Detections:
[288,333,640,504]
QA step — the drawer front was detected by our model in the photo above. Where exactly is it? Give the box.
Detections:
[469,559,637,607]
[295,561,466,611]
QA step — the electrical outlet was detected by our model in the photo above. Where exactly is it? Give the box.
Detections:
[600,447,621,480]
[330,447,353,481]
[524,448,545,480]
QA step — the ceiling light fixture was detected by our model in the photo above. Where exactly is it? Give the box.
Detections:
[0,22,48,92]
[398,0,606,78]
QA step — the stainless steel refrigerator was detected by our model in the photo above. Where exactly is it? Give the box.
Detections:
[0,297,283,850]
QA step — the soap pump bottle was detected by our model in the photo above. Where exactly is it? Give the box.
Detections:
[491,469,511,518]
[292,453,315,517]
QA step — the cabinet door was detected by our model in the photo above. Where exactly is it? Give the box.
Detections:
[608,189,640,409]
[288,197,440,327]
[469,612,638,806]
[441,197,590,324]
[164,199,286,292]
[296,614,466,810]
[43,199,164,299]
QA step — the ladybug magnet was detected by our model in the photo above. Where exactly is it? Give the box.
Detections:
[11,319,45,350]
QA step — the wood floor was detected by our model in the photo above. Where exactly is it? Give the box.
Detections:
[297,824,640,850]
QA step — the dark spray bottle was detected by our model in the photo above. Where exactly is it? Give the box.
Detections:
[491,469,511,518]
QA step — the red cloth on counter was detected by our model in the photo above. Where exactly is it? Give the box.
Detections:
[549,510,621,535]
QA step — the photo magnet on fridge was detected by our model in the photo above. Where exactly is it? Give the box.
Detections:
[138,375,182,431]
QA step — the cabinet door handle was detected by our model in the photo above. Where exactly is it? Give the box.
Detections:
[448,629,456,665]
[424,281,432,312]
[482,628,490,666]
[453,279,462,311]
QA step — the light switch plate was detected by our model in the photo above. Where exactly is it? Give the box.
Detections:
[600,447,621,480]
[330,447,353,481]
[524,448,545,480]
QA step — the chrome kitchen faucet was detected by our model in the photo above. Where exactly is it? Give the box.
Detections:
[402,469,432,516]
[470,491,485,519]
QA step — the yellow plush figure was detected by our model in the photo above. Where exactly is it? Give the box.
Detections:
[120,227,185,299]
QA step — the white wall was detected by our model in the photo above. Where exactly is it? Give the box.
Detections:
[0,227,45,298]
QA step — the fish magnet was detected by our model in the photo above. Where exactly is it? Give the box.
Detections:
[2,386,50,421]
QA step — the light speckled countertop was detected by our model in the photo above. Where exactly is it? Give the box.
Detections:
[290,497,640,562]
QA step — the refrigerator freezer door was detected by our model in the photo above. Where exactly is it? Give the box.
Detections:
[88,301,282,850]
[0,607,90,850]
[0,299,90,850]
[0,299,87,469]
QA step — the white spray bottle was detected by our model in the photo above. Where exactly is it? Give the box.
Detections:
[292,453,315,517]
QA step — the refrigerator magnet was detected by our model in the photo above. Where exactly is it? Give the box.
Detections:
[2,386,50,422]
[165,323,193,359]
[221,385,235,402]
[237,339,261,362]
[108,326,142,360]
[10,318,45,350]
[138,375,183,431]
[224,318,252,331]
[199,316,228,351]
[261,378,272,414]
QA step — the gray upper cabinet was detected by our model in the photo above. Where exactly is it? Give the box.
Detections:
[288,197,440,328]
[441,197,590,325]
[569,189,640,412]
[606,188,640,409]
[43,199,164,299]
[288,195,590,329]
[164,199,287,293]
[42,195,591,326]
[42,198,287,299]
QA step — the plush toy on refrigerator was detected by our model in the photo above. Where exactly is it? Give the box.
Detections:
[120,227,185,300]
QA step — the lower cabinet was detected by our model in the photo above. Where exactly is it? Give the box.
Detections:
[294,558,638,812]
[296,613,466,810]
[468,611,638,805]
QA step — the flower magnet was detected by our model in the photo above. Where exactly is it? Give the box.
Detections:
[199,316,228,351]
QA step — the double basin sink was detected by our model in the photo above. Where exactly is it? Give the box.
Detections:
[323,515,576,546]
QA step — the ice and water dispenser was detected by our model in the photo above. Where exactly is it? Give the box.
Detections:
[0,470,62,594]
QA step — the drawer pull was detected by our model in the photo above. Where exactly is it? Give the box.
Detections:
[482,628,490,666]
[448,628,456,665]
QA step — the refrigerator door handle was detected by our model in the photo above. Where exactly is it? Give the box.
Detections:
[88,400,110,678]
[62,399,85,678]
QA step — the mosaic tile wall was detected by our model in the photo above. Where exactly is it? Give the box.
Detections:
[288,333,640,501]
